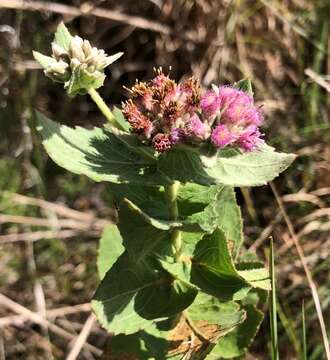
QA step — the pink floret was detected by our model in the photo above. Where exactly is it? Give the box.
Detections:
[186,114,210,140]
[211,124,237,148]
[200,90,220,118]
[169,128,183,144]
[218,86,263,126]
[237,125,263,151]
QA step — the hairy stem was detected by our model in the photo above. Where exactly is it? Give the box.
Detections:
[165,181,182,261]
[88,88,121,129]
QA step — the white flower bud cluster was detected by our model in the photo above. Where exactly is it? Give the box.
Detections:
[68,36,117,73]
[34,23,123,96]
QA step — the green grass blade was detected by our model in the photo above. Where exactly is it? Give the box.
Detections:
[302,301,307,360]
[269,237,279,360]
[277,301,301,357]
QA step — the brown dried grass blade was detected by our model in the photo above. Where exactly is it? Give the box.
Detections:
[270,182,330,360]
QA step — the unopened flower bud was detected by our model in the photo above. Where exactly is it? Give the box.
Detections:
[33,23,123,96]
[51,42,67,60]
[50,59,69,74]
[82,39,92,57]
[152,133,172,152]
[70,36,85,62]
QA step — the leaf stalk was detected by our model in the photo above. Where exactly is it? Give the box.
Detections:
[88,88,120,129]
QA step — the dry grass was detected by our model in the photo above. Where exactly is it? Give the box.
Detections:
[0,0,329,358]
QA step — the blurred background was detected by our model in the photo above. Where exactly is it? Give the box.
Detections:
[0,0,329,359]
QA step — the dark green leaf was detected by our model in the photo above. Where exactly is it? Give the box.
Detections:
[92,253,196,335]
[118,199,180,261]
[178,183,221,205]
[234,78,253,96]
[109,183,169,219]
[191,229,250,301]
[160,229,270,301]
[108,323,170,359]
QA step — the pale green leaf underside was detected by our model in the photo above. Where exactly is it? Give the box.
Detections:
[159,144,296,187]
[54,22,73,51]
[97,224,124,280]
[204,305,263,359]
[36,112,171,185]
[238,267,271,291]
[187,292,246,332]
[185,186,243,258]
[32,51,57,70]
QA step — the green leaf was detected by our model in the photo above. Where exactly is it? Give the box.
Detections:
[32,51,57,70]
[178,183,220,205]
[236,262,271,291]
[160,229,270,300]
[118,199,179,261]
[158,148,212,186]
[159,144,296,187]
[109,183,169,219]
[36,112,171,185]
[204,305,263,359]
[234,78,253,96]
[54,22,73,51]
[207,144,296,186]
[92,253,196,335]
[186,293,246,336]
[185,186,243,257]
[191,229,250,301]
[97,224,124,280]
[108,323,170,359]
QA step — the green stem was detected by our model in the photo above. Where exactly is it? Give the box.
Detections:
[165,181,182,261]
[88,88,120,129]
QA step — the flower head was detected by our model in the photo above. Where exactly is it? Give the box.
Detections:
[122,100,154,138]
[185,114,210,140]
[201,89,220,120]
[152,133,172,153]
[122,71,264,153]
[237,125,264,151]
[218,86,263,126]
[169,128,184,145]
[211,124,237,148]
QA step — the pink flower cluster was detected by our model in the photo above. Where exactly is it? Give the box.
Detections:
[206,86,264,151]
[122,70,263,153]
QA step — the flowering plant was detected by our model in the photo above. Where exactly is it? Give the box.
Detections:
[33,23,295,359]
